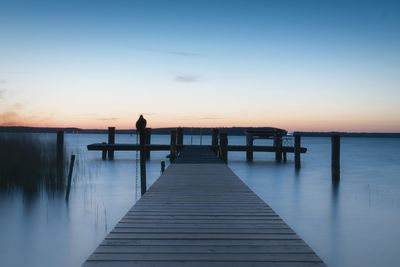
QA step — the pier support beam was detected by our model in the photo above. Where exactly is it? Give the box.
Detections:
[56,131,64,177]
[107,127,115,160]
[145,128,151,160]
[294,135,301,169]
[211,128,219,154]
[170,130,177,162]
[275,132,283,162]
[136,116,147,196]
[101,142,107,160]
[246,129,253,161]
[176,127,183,152]
[219,133,228,163]
[331,135,340,183]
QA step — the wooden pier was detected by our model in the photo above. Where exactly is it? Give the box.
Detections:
[87,127,307,166]
[83,146,326,267]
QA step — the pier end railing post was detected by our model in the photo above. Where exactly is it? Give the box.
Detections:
[170,130,177,162]
[107,127,115,160]
[294,134,301,169]
[219,133,228,163]
[331,134,341,183]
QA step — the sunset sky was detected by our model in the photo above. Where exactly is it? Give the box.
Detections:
[0,0,399,132]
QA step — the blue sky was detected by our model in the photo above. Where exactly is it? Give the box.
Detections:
[0,0,399,131]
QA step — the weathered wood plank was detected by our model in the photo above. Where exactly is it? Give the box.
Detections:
[82,146,326,267]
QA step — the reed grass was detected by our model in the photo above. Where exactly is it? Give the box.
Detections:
[0,133,65,195]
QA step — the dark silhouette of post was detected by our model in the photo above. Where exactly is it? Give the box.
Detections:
[176,127,183,152]
[211,128,219,154]
[294,135,301,169]
[56,131,64,177]
[136,115,147,196]
[108,127,115,160]
[161,161,165,173]
[246,129,253,161]
[145,128,151,160]
[219,133,228,163]
[65,154,75,201]
[170,130,177,162]
[331,135,340,183]
[101,142,107,160]
[275,132,283,162]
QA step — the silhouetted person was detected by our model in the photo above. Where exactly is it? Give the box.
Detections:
[136,115,147,131]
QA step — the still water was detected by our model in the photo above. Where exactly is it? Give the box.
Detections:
[0,133,400,267]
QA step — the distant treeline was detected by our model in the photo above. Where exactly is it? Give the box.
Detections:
[1,126,400,138]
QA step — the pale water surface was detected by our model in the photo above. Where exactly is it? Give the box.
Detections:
[0,133,399,267]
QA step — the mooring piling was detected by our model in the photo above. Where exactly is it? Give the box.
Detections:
[176,127,184,151]
[56,131,64,177]
[246,128,254,161]
[211,128,219,154]
[170,130,177,162]
[294,135,301,169]
[101,142,107,160]
[331,134,341,183]
[275,132,283,162]
[65,154,75,201]
[107,127,115,160]
[145,128,151,160]
[219,133,228,163]
[160,161,165,173]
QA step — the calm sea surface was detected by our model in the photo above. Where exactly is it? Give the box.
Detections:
[1,133,400,267]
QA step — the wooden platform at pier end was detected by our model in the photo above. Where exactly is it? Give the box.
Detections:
[83,146,326,267]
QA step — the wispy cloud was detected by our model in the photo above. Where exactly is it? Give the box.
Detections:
[169,51,199,56]
[180,115,225,121]
[96,117,118,121]
[136,48,200,57]
[175,75,198,83]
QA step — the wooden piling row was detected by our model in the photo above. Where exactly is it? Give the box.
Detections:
[246,129,253,161]
[219,133,228,163]
[331,134,340,183]
[294,135,301,169]
[170,130,177,162]
[107,127,115,160]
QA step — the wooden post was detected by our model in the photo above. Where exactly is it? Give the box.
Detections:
[294,135,301,169]
[211,128,219,154]
[246,129,253,161]
[331,135,340,183]
[56,131,64,177]
[101,142,107,160]
[275,132,283,162]
[170,130,177,162]
[65,154,75,201]
[145,128,151,160]
[176,127,184,152]
[108,127,115,160]
[136,115,147,196]
[219,133,228,163]
[161,161,165,173]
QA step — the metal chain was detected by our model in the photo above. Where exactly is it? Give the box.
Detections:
[135,132,139,200]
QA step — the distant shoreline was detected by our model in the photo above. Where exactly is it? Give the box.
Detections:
[1,126,400,138]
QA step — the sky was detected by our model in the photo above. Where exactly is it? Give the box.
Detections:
[0,0,399,132]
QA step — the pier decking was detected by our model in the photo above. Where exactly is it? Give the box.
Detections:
[83,146,326,267]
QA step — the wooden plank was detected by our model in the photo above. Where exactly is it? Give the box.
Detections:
[88,253,322,261]
[83,146,326,267]
[95,244,314,253]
